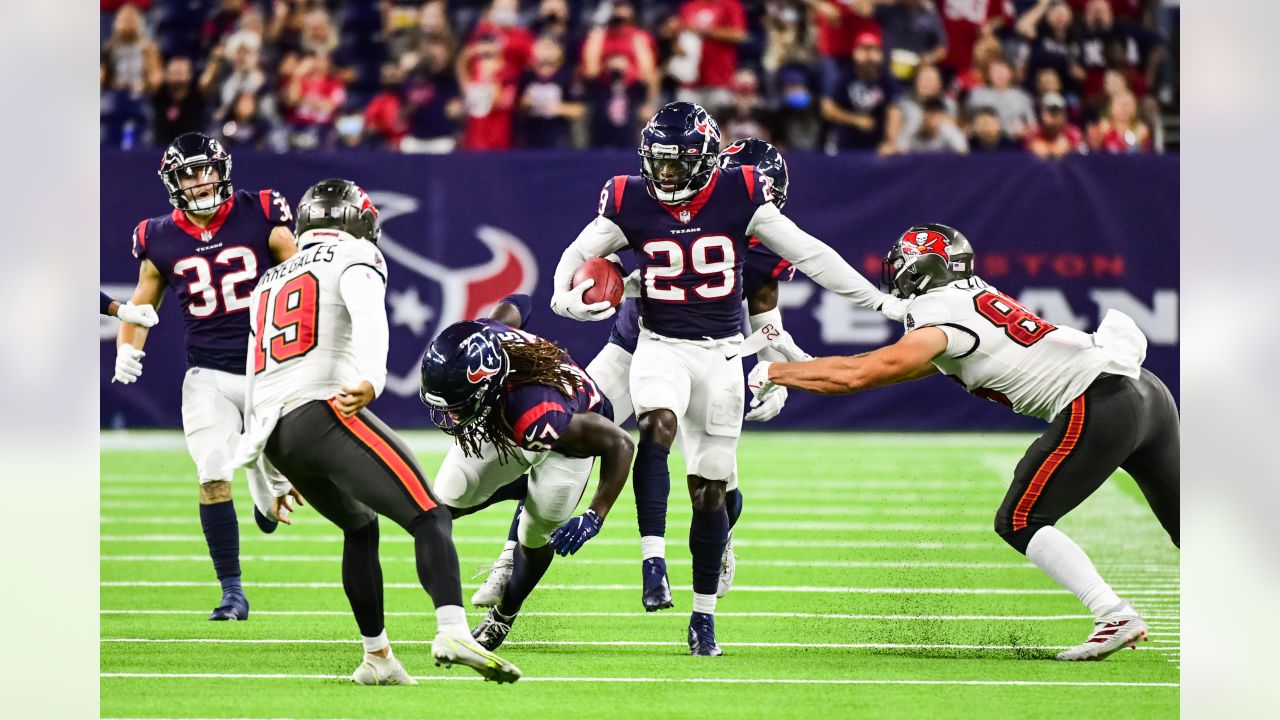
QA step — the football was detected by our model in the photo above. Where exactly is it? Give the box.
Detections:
[572,257,624,308]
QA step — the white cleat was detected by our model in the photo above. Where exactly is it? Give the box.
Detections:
[471,557,513,607]
[1056,605,1149,661]
[432,630,522,684]
[716,532,736,598]
[351,652,417,685]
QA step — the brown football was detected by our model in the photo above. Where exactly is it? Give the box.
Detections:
[572,257,624,309]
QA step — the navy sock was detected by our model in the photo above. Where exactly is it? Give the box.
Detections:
[200,500,241,594]
[689,505,729,595]
[499,544,554,615]
[633,440,671,538]
[506,500,523,544]
[725,489,744,529]
[342,519,384,638]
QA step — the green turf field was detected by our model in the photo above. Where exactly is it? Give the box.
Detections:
[101,431,1179,719]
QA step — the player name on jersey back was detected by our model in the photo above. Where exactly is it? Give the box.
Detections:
[905,277,1146,421]
[249,239,387,413]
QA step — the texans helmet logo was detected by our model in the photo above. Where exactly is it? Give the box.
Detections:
[465,333,503,384]
[694,115,720,142]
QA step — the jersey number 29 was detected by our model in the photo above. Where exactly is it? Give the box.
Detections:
[642,235,736,302]
[253,272,319,373]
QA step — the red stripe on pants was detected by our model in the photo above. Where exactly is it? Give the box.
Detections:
[1012,394,1086,531]
[328,401,436,512]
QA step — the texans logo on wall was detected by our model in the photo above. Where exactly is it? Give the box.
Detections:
[367,190,536,398]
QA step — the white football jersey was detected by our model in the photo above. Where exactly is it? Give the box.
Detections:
[903,277,1146,421]
[247,237,387,414]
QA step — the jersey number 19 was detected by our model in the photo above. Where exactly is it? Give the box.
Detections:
[253,272,319,373]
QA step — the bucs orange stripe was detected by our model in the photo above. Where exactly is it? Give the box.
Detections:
[328,400,436,512]
[1012,395,1086,531]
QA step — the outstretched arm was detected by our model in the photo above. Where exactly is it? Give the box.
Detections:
[546,411,636,557]
[748,202,903,319]
[763,327,946,395]
[489,293,533,328]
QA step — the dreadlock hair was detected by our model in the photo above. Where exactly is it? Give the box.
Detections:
[454,335,584,461]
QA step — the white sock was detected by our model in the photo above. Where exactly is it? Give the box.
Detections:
[640,535,666,561]
[362,630,389,654]
[435,604,468,634]
[1026,526,1123,619]
[499,541,516,562]
[692,592,717,615]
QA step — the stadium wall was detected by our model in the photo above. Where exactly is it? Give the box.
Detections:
[100,150,1178,431]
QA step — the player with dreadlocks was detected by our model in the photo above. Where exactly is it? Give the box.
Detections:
[420,295,635,651]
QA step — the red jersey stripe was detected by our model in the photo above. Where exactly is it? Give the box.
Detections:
[328,401,437,512]
[511,401,565,441]
[1012,395,1086,531]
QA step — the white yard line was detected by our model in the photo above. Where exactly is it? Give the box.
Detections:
[99,516,994,532]
[100,580,1178,595]
[98,534,1006,551]
[101,637,1177,653]
[98,671,1177,688]
[105,608,1170,622]
[98,555,1047,570]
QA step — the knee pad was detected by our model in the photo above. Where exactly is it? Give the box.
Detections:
[691,447,735,483]
[996,523,1043,555]
[432,458,477,509]
[516,507,554,549]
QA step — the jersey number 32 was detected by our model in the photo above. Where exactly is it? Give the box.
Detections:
[253,273,319,373]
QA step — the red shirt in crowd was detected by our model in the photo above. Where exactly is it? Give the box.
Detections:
[588,25,657,85]
[938,0,1012,74]
[467,21,535,82]
[814,1,880,59]
[363,91,407,148]
[1067,0,1144,21]
[679,0,746,89]
[1089,122,1151,153]
[461,73,518,151]
[1023,123,1084,156]
[291,75,346,126]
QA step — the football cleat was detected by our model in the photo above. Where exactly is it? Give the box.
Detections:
[471,557,514,608]
[208,591,249,621]
[1056,605,1148,661]
[716,532,736,598]
[687,612,723,656]
[642,557,674,611]
[434,628,522,683]
[471,606,517,651]
[351,652,417,686]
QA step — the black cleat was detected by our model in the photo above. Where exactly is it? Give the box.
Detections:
[472,607,517,651]
[687,612,723,656]
[208,591,249,621]
[641,557,674,612]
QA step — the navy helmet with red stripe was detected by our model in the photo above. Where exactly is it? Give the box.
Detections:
[638,102,721,204]
[420,320,510,435]
[718,137,789,210]
[159,132,233,215]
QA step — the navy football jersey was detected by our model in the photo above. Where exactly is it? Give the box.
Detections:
[599,166,773,340]
[132,188,292,373]
[477,319,611,453]
[607,236,796,354]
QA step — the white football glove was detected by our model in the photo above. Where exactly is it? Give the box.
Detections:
[769,330,813,362]
[113,344,145,384]
[550,278,616,322]
[745,384,787,422]
[116,302,159,328]
[878,295,909,322]
[622,269,643,298]
[746,360,776,408]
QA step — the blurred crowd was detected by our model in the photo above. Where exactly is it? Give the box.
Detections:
[100,0,1179,157]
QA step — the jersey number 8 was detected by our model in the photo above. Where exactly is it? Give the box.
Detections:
[253,272,320,372]
[973,290,1056,347]
[642,235,736,302]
